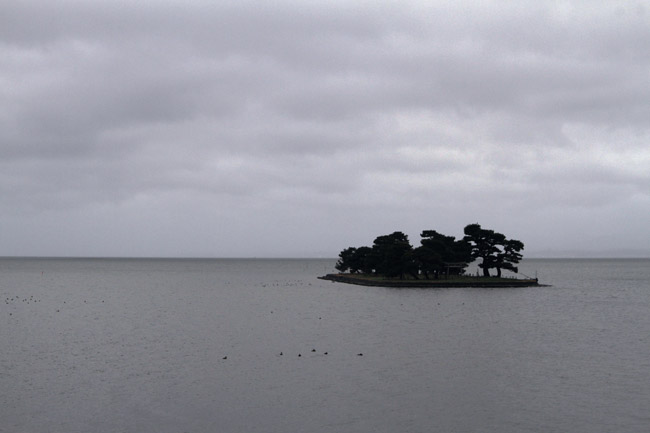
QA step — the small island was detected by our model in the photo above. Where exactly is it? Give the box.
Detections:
[322,223,542,288]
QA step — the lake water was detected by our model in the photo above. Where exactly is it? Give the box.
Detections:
[1,258,649,432]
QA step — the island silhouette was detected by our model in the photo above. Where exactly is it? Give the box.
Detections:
[321,223,541,288]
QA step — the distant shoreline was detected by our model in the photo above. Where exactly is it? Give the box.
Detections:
[319,273,545,288]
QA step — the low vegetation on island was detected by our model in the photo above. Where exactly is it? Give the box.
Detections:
[324,224,536,287]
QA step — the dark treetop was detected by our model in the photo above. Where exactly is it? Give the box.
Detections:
[335,223,524,280]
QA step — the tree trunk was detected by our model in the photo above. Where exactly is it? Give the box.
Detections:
[496,267,502,278]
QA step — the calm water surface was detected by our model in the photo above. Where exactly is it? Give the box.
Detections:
[1,258,649,432]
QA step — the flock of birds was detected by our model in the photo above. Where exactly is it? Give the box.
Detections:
[4,294,106,315]
[5,295,40,304]
[4,295,42,315]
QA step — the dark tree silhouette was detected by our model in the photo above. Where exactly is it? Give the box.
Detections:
[463,223,524,277]
[334,224,523,280]
[416,230,472,278]
[335,246,375,274]
[494,239,524,277]
[335,247,358,273]
[354,246,375,274]
[413,245,443,279]
[370,232,416,279]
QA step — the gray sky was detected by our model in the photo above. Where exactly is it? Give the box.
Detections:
[1,0,649,258]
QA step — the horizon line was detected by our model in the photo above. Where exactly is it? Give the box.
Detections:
[1,255,649,260]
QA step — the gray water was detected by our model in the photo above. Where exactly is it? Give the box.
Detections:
[1,258,649,433]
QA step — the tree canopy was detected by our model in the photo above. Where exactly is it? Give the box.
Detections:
[335,224,524,279]
[463,223,524,277]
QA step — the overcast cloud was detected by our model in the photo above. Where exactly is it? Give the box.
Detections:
[1,0,649,258]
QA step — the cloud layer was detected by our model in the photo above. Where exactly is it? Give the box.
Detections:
[2,0,649,257]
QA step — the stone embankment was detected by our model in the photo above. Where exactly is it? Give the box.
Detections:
[319,274,543,288]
